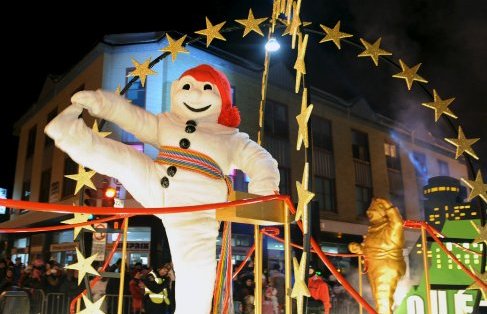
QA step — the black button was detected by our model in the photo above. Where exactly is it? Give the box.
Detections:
[167,166,177,177]
[179,138,190,149]
[185,125,196,133]
[160,176,169,188]
[186,120,197,126]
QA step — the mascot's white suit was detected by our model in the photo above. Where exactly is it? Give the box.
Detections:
[45,64,280,313]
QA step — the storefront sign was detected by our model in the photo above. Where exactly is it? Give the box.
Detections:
[50,242,78,252]
[116,242,150,251]
[30,245,43,253]
[92,223,107,261]
[114,198,124,208]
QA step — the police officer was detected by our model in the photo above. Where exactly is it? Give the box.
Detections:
[142,265,171,313]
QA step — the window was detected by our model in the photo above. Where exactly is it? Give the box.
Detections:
[356,185,372,216]
[39,169,51,202]
[45,109,58,147]
[311,116,333,152]
[122,69,147,143]
[411,152,428,177]
[264,101,289,139]
[384,142,401,170]
[62,156,78,198]
[230,169,249,192]
[231,86,236,106]
[52,230,74,243]
[438,160,449,176]
[390,194,406,218]
[26,125,37,158]
[21,181,31,201]
[352,130,370,161]
[108,227,151,242]
[125,68,146,108]
[278,166,291,196]
[314,176,336,212]
[233,234,251,247]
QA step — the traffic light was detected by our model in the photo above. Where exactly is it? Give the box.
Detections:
[84,188,98,207]
[102,187,116,207]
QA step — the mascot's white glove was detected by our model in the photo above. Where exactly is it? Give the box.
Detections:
[71,90,105,118]
[44,103,84,142]
[71,89,159,146]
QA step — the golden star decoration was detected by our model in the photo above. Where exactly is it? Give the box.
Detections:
[235,9,267,37]
[461,170,487,203]
[295,162,315,222]
[470,221,487,245]
[127,58,157,87]
[160,34,188,62]
[271,0,280,31]
[291,252,311,314]
[319,21,353,49]
[66,248,99,285]
[296,88,314,150]
[445,126,480,160]
[357,37,392,66]
[78,295,106,314]
[92,120,111,138]
[392,59,429,90]
[280,19,292,36]
[421,89,457,122]
[65,165,96,195]
[195,17,226,47]
[62,213,96,240]
[294,34,308,93]
[282,1,302,49]
[466,266,487,300]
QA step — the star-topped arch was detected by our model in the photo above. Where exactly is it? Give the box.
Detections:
[195,17,226,47]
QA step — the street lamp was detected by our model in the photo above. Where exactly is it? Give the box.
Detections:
[265,37,280,52]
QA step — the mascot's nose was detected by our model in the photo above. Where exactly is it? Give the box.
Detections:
[185,88,202,101]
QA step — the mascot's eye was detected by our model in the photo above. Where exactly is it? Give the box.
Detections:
[182,84,191,90]
[204,84,212,90]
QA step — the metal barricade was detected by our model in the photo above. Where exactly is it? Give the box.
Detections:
[0,290,30,314]
[44,293,132,314]
[29,289,45,314]
[44,293,75,314]
[104,294,132,314]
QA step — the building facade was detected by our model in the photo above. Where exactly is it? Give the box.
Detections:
[2,32,468,273]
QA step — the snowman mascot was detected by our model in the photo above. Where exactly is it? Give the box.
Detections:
[45,64,280,313]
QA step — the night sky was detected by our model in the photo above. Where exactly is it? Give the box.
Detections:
[2,0,486,196]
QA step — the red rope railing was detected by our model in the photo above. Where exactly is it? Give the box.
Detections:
[0,214,131,233]
[404,220,487,291]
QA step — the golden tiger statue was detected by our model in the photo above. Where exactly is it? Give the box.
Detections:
[349,197,406,314]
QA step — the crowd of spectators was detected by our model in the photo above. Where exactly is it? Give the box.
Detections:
[0,254,354,313]
[0,255,175,314]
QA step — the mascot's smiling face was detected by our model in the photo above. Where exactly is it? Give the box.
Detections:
[171,75,222,123]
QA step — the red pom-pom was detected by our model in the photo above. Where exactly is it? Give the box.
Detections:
[218,106,241,128]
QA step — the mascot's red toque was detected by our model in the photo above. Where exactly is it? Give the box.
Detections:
[180,64,240,128]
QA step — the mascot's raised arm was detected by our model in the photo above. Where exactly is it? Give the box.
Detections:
[45,64,280,314]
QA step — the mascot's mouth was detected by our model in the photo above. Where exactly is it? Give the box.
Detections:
[183,102,212,112]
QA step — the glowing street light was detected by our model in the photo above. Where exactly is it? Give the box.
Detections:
[265,37,280,52]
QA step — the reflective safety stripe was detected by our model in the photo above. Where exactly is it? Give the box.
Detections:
[144,271,171,305]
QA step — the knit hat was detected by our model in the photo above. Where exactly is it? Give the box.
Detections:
[179,64,240,127]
